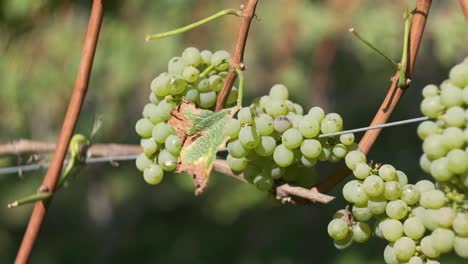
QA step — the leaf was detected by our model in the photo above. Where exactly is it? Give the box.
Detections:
[168,100,236,195]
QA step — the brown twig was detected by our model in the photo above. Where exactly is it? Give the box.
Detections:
[215,0,258,111]
[459,0,468,19]
[317,0,432,194]
[14,1,103,263]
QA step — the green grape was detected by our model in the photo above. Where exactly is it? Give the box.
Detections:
[298,115,320,138]
[258,95,272,111]
[352,204,373,221]
[345,150,367,170]
[383,244,399,264]
[333,233,353,250]
[266,100,289,117]
[352,222,371,243]
[253,175,273,191]
[255,136,277,157]
[318,146,331,162]
[443,106,465,127]
[300,156,317,167]
[181,47,201,67]
[454,236,468,258]
[238,107,253,125]
[423,134,448,160]
[182,66,200,83]
[432,228,455,253]
[158,149,178,171]
[273,144,294,167]
[200,50,212,65]
[308,107,325,122]
[168,74,187,95]
[227,139,248,158]
[168,57,188,74]
[449,63,468,87]
[196,78,210,92]
[274,116,292,133]
[226,155,248,172]
[414,180,435,193]
[422,84,439,98]
[419,154,432,174]
[211,50,230,70]
[353,162,371,179]
[425,260,440,264]
[142,103,163,124]
[282,128,303,149]
[269,84,289,100]
[403,217,425,240]
[143,164,164,185]
[430,157,453,182]
[363,175,384,197]
[339,133,355,146]
[165,134,182,155]
[209,75,223,92]
[332,144,348,159]
[293,103,303,115]
[198,91,217,108]
[420,96,444,118]
[417,121,441,140]
[254,114,274,136]
[436,207,456,228]
[239,125,260,149]
[135,118,154,138]
[406,256,424,264]
[384,181,401,201]
[320,113,343,134]
[348,182,368,205]
[420,236,441,258]
[447,149,468,174]
[422,208,440,231]
[453,213,468,237]
[224,118,241,139]
[158,99,175,120]
[367,197,387,215]
[342,180,359,203]
[381,219,404,242]
[440,81,463,107]
[243,164,260,183]
[151,73,171,97]
[286,113,302,128]
[393,236,416,262]
[149,92,161,105]
[300,139,322,159]
[419,189,446,209]
[185,88,199,103]
[400,184,420,205]
[327,218,350,240]
[379,164,397,181]
[136,153,153,172]
[386,200,408,220]
[443,127,465,150]
[141,138,158,156]
[270,165,286,179]
[152,122,175,144]
[463,86,468,105]
[396,171,408,186]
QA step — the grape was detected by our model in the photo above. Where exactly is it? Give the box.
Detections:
[141,138,158,156]
[333,233,353,250]
[238,107,253,125]
[168,75,187,95]
[151,73,171,97]
[158,149,177,171]
[227,140,248,158]
[420,236,440,258]
[196,78,210,92]
[142,103,163,124]
[158,99,175,119]
[273,144,294,167]
[269,84,289,100]
[209,75,223,92]
[419,189,446,209]
[200,50,212,65]
[181,47,201,67]
[165,134,182,155]
[332,144,348,159]
[270,165,285,179]
[422,209,441,231]
[211,50,230,70]
[386,200,408,220]
[182,66,200,83]
[432,228,455,253]
[286,113,302,128]
[135,118,154,138]
[254,114,274,136]
[403,217,425,240]
[274,116,292,133]
[253,175,273,191]
[444,106,465,127]
[136,153,153,172]
[300,139,322,159]
[327,218,349,240]
[184,88,199,103]
[419,154,432,174]
[198,91,217,108]
[143,164,164,185]
[340,133,355,146]
[254,136,277,157]
[363,175,385,197]
[243,165,260,183]
[414,180,435,193]
[426,260,441,264]
[463,86,468,105]
[400,184,420,205]
[300,156,317,167]
[447,149,468,174]
[239,126,260,149]
[345,150,367,170]
[422,84,439,98]
[320,113,343,134]
[368,196,387,214]
[454,236,468,258]
[443,127,465,150]
[396,171,408,186]
[430,157,453,182]
[224,118,241,139]
[342,180,359,202]
[420,96,444,118]
[379,164,397,181]
[352,222,371,243]
[293,103,303,115]
[152,122,175,144]
[453,213,468,237]
[298,116,320,138]
[352,204,373,221]
[449,63,468,87]
[417,121,441,140]
[308,107,325,122]
[406,256,424,264]
[353,162,371,179]
[384,181,402,201]
[318,146,331,162]
[440,81,463,107]
[266,100,288,117]
[347,182,368,205]
[393,236,416,261]
[381,219,404,242]
[226,155,248,172]
[282,128,303,149]
[383,244,399,264]
[436,207,456,228]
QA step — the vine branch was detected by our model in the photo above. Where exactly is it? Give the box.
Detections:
[215,0,258,111]
[14,1,104,263]
[459,0,468,19]
[317,0,432,193]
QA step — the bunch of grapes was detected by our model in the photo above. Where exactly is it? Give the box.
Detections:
[135,47,236,184]
[224,84,357,192]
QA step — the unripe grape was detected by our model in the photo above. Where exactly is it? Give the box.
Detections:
[327,218,350,240]
[269,84,289,100]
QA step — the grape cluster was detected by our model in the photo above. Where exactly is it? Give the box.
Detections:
[135,47,235,184]
[329,149,468,263]
[224,84,357,192]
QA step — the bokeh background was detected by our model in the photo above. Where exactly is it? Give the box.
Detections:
[0,0,467,263]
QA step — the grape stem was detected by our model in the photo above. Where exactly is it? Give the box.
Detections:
[145,9,243,41]
[349,28,399,68]
[235,66,245,108]
[398,9,412,89]
[7,191,52,208]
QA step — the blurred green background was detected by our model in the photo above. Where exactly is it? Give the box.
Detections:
[0,0,467,263]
